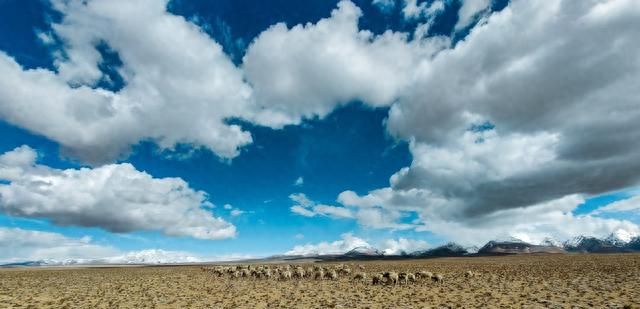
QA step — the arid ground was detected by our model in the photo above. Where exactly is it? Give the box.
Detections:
[1,254,639,309]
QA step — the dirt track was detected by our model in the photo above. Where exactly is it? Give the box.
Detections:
[1,254,639,308]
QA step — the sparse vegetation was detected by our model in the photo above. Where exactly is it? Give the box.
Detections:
[1,254,639,308]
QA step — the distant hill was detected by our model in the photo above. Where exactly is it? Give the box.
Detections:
[5,234,640,267]
[478,239,565,255]
[411,243,470,257]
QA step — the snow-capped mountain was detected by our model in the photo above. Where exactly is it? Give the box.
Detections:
[411,242,469,257]
[1,250,202,266]
[604,229,636,246]
[102,249,201,264]
[540,237,562,247]
[344,246,384,257]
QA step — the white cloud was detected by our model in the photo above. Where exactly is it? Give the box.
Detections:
[372,0,396,12]
[0,0,277,164]
[402,0,445,20]
[592,195,640,214]
[286,233,369,255]
[455,0,491,30]
[0,227,253,264]
[289,193,353,219]
[290,205,317,217]
[294,176,304,186]
[380,237,429,255]
[243,0,447,127]
[0,145,236,240]
[230,209,245,217]
[329,0,640,244]
[223,204,233,210]
[294,233,305,239]
[102,249,201,264]
[285,233,431,256]
[0,227,118,264]
[289,193,313,208]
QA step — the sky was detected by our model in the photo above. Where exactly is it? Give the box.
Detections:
[0,0,639,263]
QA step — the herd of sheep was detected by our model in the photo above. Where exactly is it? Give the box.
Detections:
[200,263,471,286]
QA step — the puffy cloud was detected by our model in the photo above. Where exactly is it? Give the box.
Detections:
[0,145,236,240]
[455,0,492,30]
[380,237,429,255]
[285,233,370,255]
[285,233,430,255]
[0,0,269,164]
[291,192,413,229]
[345,189,640,245]
[332,0,640,243]
[294,176,304,186]
[243,0,447,126]
[101,249,201,264]
[0,227,118,263]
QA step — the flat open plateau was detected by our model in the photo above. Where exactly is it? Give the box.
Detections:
[1,254,639,309]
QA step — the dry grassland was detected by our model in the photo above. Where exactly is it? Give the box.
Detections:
[1,254,639,309]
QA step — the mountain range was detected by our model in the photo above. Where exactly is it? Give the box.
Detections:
[3,233,639,266]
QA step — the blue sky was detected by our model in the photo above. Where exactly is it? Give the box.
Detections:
[1,0,639,263]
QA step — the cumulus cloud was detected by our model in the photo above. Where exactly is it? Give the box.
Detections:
[0,0,273,164]
[0,227,118,263]
[243,0,447,126]
[454,0,492,30]
[0,145,236,240]
[380,238,429,255]
[294,176,304,186]
[285,233,430,256]
[334,0,640,244]
[286,233,370,255]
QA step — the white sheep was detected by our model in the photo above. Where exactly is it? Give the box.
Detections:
[371,273,383,285]
[383,272,399,286]
[352,272,367,283]
[325,270,338,280]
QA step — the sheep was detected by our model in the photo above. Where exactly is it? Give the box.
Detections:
[241,269,251,278]
[279,270,292,281]
[294,267,305,279]
[325,270,338,281]
[262,269,272,280]
[398,272,408,285]
[305,267,315,278]
[431,273,444,284]
[407,273,416,283]
[383,272,399,286]
[372,273,383,285]
[339,268,352,276]
[352,272,367,283]
[416,271,433,280]
[314,270,325,280]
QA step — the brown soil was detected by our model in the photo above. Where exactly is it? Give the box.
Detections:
[1,253,639,308]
